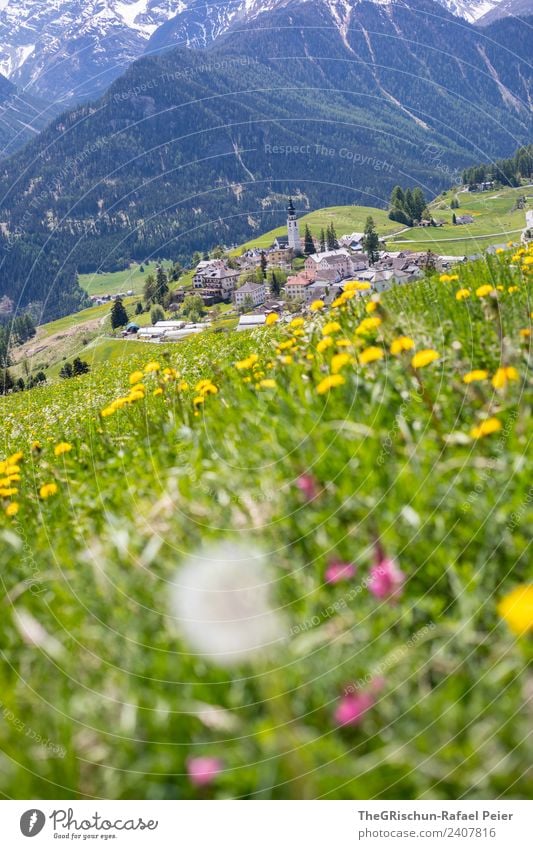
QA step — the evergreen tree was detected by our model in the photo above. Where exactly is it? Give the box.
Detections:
[319,228,326,252]
[412,188,427,221]
[304,224,315,255]
[154,266,169,304]
[270,270,280,296]
[110,298,129,329]
[260,251,268,279]
[390,185,405,208]
[143,273,156,305]
[404,188,415,220]
[135,301,144,315]
[452,212,457,224]
[363,216,380,265]
[59,362,73,379]
[326,222,338,250]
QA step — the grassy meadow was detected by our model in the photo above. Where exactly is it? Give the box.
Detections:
[0,246,532,800]
[388,186,532,254]
[78,261,174,297]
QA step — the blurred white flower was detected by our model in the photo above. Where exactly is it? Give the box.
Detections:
[171,542,285,666]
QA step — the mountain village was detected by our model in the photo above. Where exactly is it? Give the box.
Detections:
[128,198,481,342]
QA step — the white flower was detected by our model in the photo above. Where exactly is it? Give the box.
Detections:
[171,542,285,666]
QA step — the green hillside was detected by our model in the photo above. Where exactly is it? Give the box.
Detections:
[387,185,532,254]
[0,245,531,799]
[233,205,402,253]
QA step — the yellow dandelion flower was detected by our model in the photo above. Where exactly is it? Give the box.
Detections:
[498,585,533,635]
[193,396,205,407]
[355,316,382,336]
[359,346,384,365]
[390,336,414,356]
[259,379,276,389]
[455,288,471,301]
[280,355,292,365]
[129,370,144,385]
[508,286,519,294]
[8,452,23,465]
[336,338,352,347]
[495,248,504,254]
[316,374,345,395]
[317,336,333,353]
[265,312,279,326]
[322,321,341,336]
[54,442,72,457]
[153,387,164,396]
[235,354,259,370]
[331,353,352,374]
[310,299,324,311]
[40,482,58,499]
[492,366,519,389]
[470,417,502,439]
[290,317,304,328]
[411,349,440,369]
[5,502,19,517]
[144,361,160,373]
[196,379,218,395]
[31,441,41,453]
[519,328,531,338]
[366,301,378,313]
[475,284,494,297]
[344,280,371,292]
[277,339,295,352]
[178,381,189,391]
[463,369,488,384]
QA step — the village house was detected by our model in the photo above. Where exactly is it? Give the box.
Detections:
[338,232,365,251]
[266,246,293,268]
[193,261,240,302]
[285,273,314,301]
[304,248,362,280]
[454,214,474,225]
[234,281,267,309]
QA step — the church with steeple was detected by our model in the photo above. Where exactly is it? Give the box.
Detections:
[286,197,301,253]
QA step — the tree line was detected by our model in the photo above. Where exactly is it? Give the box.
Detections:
[462,145,533,188]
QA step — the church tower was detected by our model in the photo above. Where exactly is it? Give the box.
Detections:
[287,197,301,253]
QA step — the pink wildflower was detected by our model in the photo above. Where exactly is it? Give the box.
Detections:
[334,691,374,726]
[368,546,405,600]
[295,473,319,502]
[186,756,223,787]
[325,559,356,584]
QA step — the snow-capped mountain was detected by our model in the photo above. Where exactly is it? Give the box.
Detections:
[145,0,514,56]
[478,0,533,23]
[434,1,502,22]
[0,1,189,102]
[0,0,522,103]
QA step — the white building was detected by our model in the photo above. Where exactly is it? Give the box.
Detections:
[234,281,267,309]
[304,248,359,279]
[287,197,301,253]
[237,314,267,331]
